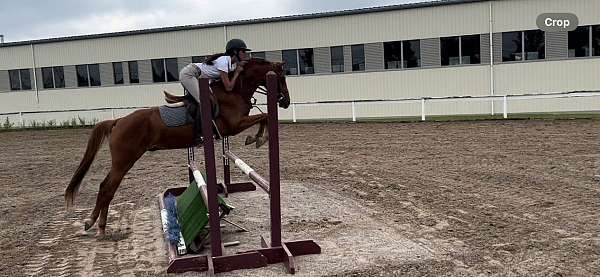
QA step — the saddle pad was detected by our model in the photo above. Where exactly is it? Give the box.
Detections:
[159,105,189,127]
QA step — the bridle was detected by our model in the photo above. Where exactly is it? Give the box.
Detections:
[245,68,287,113]
[251,86,267,113]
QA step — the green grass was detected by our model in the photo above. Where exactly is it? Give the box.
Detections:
[0,117,99,133]
[0,125,93,133]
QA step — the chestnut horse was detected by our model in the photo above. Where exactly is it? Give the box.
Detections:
[65,59,290,237]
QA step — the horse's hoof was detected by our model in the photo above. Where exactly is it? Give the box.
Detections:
[256,137,267,148]
[84,220,93,231]
[245,136,256,145]
[95,230,106,239]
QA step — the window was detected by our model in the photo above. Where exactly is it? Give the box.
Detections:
[441,35,479,66]
[89,64,101,86]
[42,67,64,89]
[192,56,206,63]
[351,44,365,71]
[502,30,545,62]
[403,40,421,68]
[330,46,344,73]
[250,52,265,59]
[524,30,545,60]
[152,58,179,82]
[569,26,590,57]
[76,64,101,87]
[53,67,64,88]
[76,65,88,87]
[384,40,421,69]
[461,35,480,64]
[152,59,165,82]
[441,37,460,65]
[298,48,314,75]
[20,69,32,90]
[42,67,54,89]
[128,61,139,83]
[384,41,402,69]
[568,25,600,57]
[9,70,20,90]
[282,50,298,75]
[502,31,523,62]
[42,66,65,88]
[113,62,124,84]
[8,69,31,91]
[593,25,600,56]
[165,58,178,82]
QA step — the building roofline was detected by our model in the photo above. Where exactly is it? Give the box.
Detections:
[0,0,487,48]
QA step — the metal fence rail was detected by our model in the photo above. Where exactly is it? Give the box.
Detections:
[278,91,600,122]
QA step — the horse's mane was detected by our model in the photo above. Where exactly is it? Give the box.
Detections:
[246,58,273,67]
[210,58,276,91]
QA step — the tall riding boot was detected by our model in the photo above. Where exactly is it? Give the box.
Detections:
[193,107,203,146]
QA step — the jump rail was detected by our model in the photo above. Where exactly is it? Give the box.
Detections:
[224,149,270,194]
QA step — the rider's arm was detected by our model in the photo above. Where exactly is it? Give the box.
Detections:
[219,69,242,92]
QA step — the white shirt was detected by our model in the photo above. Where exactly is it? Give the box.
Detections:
[196,56,236,80]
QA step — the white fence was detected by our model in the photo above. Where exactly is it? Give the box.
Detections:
[272,91,600,122]
[1,91,600,128]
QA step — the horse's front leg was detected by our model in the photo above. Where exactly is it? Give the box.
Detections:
[254,121,269,148]
[225,114,268,148]
[245,117,267,147]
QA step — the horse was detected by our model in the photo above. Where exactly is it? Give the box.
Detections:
[64,59,290,237]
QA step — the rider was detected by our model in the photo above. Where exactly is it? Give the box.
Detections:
[179,38,251,105]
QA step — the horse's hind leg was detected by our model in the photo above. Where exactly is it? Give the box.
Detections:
[97,206,109,238]
[96,169,130,237]
[88,145,143,238]
[84,169,127,237]
[81,108,156,237]
[84,173,113,232]
[84,141,145,237]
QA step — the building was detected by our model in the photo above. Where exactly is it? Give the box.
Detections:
[1,0,599,124]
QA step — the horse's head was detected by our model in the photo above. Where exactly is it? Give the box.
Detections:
[243,59,291,109]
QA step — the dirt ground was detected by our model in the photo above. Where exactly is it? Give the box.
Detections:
[1,119,599,276]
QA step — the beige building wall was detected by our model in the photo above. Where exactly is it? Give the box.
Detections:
[0,45,34,70]
[492,0,600,32]
[1,0,600,123]
[494,59,600,94]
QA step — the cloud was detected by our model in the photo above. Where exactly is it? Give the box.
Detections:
[0,0,421,42]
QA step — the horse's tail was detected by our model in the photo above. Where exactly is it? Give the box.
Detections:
[65,119,116,210]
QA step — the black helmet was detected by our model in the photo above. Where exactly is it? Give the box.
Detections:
[225,39,251,54]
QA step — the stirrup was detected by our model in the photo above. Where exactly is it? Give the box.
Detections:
[193,121,221,146]
[194,136,204,146]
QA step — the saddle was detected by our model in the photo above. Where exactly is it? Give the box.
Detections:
[163,91,221,145]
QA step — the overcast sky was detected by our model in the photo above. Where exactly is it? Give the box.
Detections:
[0,0,427,43]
